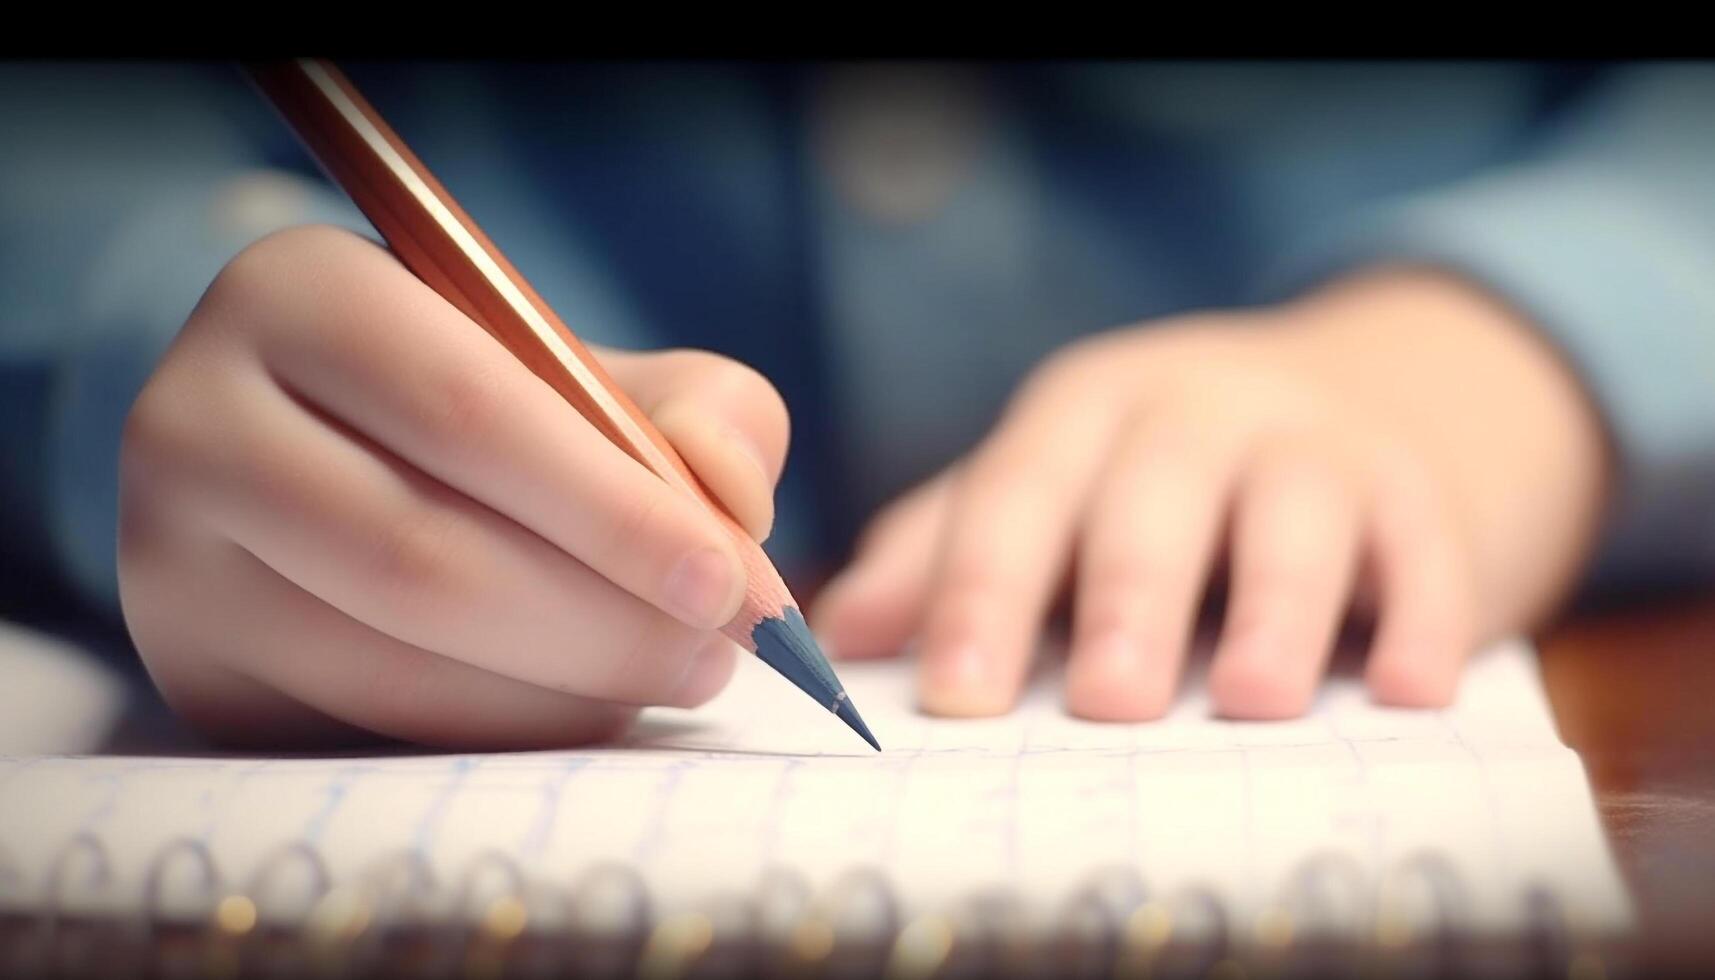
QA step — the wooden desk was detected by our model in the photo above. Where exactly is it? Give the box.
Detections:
[1539,597,1715,973]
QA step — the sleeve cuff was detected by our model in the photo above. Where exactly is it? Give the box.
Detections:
[1260,162,1715,594]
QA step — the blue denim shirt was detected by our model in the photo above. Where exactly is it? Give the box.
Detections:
[3,62,1712,617]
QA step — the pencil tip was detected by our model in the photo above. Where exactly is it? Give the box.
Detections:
[838,699,882,752]
[751,607,881,751]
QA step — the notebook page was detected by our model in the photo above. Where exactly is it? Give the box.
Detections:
[0,640,1630,941]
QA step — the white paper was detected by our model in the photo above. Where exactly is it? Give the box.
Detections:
[0,640,1631,943]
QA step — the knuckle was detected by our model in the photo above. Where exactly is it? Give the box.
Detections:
[363,505,471,618]
[120,366,237,504]
[709,357,774,400]
[420,356,509,448]
[208,225,346,304]
[747,373,791,445]
[197,224,370,346]
[1246,440,1359,508]
[599,487,671,574]
[1044,332,1113,377]
[965,435,1070,500]
[698,356,792,447]
[1124,413,1222,478]
[1247,433,1331,475]
[122,374,194,474]
[1021,336,1108,401]
[1367,438,1442,505]
[245,223,362,265]
[201,244,274,316]
[657,346,718,371]
[657,348,751,391]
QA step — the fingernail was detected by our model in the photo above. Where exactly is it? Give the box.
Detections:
[665,547,740,628]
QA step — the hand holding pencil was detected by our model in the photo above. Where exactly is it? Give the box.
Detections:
[115,62,1610,745]
[117,60,874,750]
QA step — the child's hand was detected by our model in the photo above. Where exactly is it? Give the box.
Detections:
[119,226,789,749]
[815,267,1609,720]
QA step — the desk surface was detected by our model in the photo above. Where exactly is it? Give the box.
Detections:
[1538,597,1715,972]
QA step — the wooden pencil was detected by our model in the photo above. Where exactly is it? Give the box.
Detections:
[243,58,877,751]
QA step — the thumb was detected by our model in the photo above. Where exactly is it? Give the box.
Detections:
[595,347,790,542]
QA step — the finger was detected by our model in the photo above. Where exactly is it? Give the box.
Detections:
[167,667,383,751]
[122,534,378,750]
[200,358,738,709]
[811,472,954,660]
[1363,451,1477,707]
[600,348,790,542]
[223,226,745,630]
[188,542,665,750]
[1209,441,1363,719]
[1066,414,1243,721]
[917,369,1126,716]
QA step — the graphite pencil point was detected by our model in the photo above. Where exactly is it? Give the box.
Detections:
[751,607,881,751]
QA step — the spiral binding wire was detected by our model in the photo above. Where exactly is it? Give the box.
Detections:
[0,834,1612,979]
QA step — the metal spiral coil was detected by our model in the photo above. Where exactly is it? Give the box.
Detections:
[0,832,1612,979]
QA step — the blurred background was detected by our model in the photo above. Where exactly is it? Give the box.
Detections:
[1,61,1714,976]
[1,60,1711,752]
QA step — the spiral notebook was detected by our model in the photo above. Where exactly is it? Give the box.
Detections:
[0,640,1629,974]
